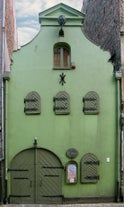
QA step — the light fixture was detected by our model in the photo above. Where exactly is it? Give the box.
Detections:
[59,28,64,37]
[58,15,66,37]
[58,15,66,26]
[34,137,38,147]
[71,62,76,69]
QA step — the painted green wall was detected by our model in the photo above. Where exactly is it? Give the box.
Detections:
[7,5,117,200]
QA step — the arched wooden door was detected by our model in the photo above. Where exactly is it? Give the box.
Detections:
[9,148,63,204]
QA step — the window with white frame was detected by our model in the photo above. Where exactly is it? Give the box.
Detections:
[53,43,71,69]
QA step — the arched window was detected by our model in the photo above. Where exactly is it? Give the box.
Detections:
[53,43,71,69]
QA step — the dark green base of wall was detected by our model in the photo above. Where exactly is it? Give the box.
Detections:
[63,197,117,204]
[8,196,122,205]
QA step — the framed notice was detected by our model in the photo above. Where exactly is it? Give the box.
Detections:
[66,161,77,184]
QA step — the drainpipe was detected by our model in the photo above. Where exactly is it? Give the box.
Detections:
[1,0,5,161]
[121,125,124,201]
[1,0,5,158]
[2,0,9,200]
[115,70,122,202]
[1,0,10,204]
[4,79,9,204]
[0,0,5,204]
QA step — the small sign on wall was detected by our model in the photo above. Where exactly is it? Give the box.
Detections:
[66,148,78,159]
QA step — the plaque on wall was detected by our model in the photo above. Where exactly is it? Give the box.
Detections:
[24,91,41,115]
[66,148,78,159]
[83,91,99,115]
[81,153,100,184]
[53,91,70,115]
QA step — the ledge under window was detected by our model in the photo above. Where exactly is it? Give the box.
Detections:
[53,67,72,70]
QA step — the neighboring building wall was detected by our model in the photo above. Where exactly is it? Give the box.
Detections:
[0,0,3,160]
[5,0,17,71]
[121,0,124,101]
[0,0,17,160]
[0,0,17,203]
[5,0,17,54]
[0,1,3,202]
[120,0,124,201]
[82,0,121,71]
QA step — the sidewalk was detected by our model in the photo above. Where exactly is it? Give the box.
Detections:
[1,203,124,207]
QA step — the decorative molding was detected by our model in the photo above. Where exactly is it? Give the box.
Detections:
[59,73,66,85]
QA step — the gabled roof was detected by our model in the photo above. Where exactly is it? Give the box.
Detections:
[39,3,84,25]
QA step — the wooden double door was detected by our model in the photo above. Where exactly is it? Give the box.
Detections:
[9,148,63,204]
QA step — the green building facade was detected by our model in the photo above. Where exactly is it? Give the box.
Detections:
[5,3,121,204]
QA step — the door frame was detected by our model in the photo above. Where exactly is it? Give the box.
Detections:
[8,147,63,204]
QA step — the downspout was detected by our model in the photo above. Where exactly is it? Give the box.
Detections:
[1,0,5,161]
[4,79,9,204]
[121,122,124,201]
[2,0,9,202]
[1,0,10,204]
[0,0,5,204]
[115,70,122,202]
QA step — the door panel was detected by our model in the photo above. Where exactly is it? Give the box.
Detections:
[36,149,62,203]
[10,149,34,203]
[9,148,63,204]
